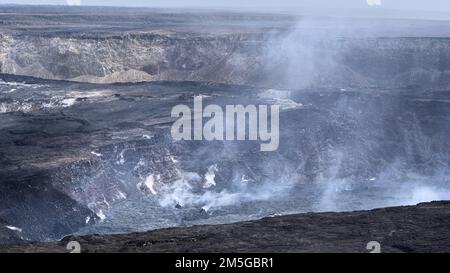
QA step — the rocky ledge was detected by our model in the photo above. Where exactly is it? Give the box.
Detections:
[1,201,450,253]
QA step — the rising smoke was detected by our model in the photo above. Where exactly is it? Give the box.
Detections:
[153,17,450,217]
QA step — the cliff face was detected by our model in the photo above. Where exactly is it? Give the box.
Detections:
[1,33,450,89]
[0,32,262,85]
[0,7,449,89]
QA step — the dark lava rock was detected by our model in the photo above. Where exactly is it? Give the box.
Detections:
[1,73,450,245]
[2,201,450,253]
[0,218,23,246]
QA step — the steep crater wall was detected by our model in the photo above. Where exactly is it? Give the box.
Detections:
[0,33,449,89]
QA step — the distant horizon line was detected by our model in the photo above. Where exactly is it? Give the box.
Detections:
[0,3,449,21]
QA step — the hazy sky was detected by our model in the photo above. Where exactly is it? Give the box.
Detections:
[1,0,450,13]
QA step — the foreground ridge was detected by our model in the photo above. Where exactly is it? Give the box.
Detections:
[2,201,450,253]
